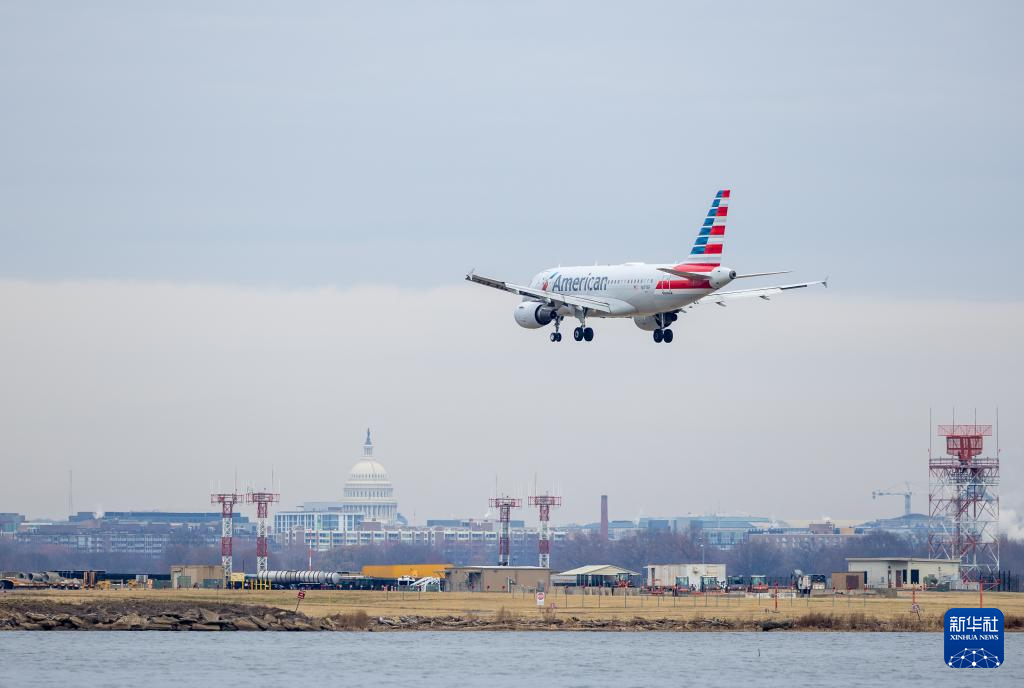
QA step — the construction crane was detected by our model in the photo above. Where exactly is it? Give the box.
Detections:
[872,482,914,516]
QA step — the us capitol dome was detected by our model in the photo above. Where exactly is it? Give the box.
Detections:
[340,429,398,525]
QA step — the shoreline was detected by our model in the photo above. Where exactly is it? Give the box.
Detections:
[2,598,1020,632]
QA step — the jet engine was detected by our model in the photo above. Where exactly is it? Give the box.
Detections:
[633,312,678,331]
[514,301,558,329]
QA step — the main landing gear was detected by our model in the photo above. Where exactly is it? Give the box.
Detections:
[569,310,594,342]
[551,311,595,343]
[652,312,677,344]
[573,326,594,342]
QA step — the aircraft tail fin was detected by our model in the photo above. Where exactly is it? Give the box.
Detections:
[683,189,728,267]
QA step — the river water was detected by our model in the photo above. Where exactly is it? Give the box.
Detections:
[1,631,1020,687]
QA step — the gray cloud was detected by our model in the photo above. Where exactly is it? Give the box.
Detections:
[1,1,1022,294]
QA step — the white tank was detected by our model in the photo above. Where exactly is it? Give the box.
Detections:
[253,570,342,585]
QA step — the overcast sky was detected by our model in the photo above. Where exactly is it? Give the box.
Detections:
[1,1,1021,526]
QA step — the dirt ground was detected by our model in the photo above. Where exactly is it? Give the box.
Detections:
[7,588,1021,627]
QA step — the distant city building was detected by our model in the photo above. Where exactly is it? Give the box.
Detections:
[748,528,860,549]
[674,515,776,548]
[426,519,526,529]
[12,510,247,557]
[0,513,24,537]
[577,514,780,545]
[68,511,250,529]
[577,519,641,540]
[16,523,177,556]
[856,512,945,536]
[274,516,566,554]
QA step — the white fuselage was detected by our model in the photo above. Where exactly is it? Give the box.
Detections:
[526,263,734,318]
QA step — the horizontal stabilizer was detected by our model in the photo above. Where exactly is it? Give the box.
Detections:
[658,267,714,281]
[693,279,828,306]
[734,271,791,279]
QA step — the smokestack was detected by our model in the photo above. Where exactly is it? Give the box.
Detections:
[600,495,609,540]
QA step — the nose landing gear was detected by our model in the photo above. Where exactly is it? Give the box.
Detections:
[550,316,563,342]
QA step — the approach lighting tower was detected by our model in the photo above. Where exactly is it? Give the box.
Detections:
[489,496,522,566]
[929,423,1000,583]
[246,490,280,574]
[528,494,562,569]
[211,492,244,583]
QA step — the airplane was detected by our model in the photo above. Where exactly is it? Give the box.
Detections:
[466,189,826,343]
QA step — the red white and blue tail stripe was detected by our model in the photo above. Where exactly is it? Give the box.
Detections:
[684,189,728,268]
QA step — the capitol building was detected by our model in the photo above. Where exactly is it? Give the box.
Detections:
[274,429,400,543]
[340,429,398,524]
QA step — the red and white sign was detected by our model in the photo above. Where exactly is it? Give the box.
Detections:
[297,590,306,600]
[536,591,545,606]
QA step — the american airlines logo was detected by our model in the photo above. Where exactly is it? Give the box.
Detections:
[545,272,609,292]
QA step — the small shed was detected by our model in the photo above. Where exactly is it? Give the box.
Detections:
[170,564,224,589]
[831,571,864,591]
[444,566,550,592]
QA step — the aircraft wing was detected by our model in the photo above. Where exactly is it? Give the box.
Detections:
[466,271,614,313]
[694,278,828,307]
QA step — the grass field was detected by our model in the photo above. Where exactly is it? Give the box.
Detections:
[10,588,1022,627]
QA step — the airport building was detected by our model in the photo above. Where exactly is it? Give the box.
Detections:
[846,556,962,589]
[444,565,550,592]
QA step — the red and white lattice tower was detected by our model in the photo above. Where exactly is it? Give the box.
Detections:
[929,423,1000,583]
[528,495,562,569]
[246,490,280,574]
[489,496,522,566]
[211,492,243,582]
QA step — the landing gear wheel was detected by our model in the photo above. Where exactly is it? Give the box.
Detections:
[663,328,674,343]
[583,327,594,342]
[653,329,664,343]
[550,332,561,342]
[573,327,583,342]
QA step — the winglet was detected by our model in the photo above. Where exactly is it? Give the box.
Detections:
[823,275,829,288]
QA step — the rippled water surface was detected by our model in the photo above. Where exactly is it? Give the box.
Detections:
[2,631,1021,687]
